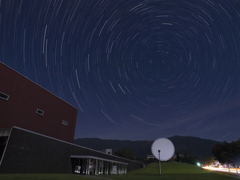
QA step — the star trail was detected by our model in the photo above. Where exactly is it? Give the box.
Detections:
[1,0,240,142]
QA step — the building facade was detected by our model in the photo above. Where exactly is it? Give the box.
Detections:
[0,127,142,174]
[0,62,143,174]
[0,62,77,143]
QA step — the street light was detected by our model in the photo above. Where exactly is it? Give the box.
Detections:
[158,150,161,175]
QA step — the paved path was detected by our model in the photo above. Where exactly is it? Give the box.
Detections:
[203,167,240,179]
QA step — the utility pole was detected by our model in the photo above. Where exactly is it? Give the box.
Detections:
[158,150,161,175]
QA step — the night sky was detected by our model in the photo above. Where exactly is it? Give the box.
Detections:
[1,0,240,142]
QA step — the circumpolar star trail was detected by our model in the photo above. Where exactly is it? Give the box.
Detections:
[1,0,240,141]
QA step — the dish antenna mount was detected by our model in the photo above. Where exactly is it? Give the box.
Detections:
[151,138,175,175]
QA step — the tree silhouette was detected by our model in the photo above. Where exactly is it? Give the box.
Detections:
[212,139,240,172]
[114,148,135,160]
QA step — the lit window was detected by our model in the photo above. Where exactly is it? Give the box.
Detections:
[36,109,44,116]
[62,120,68,126]
[0,91,9,101]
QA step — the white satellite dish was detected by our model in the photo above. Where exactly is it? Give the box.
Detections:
[151,138,175,161]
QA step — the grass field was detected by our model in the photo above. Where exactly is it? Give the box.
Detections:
[0,174,93,180]
[101,162,239,180]
[0,162,238,180]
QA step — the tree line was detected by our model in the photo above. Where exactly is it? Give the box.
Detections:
[113,139,240,170]
[211,139,240,170]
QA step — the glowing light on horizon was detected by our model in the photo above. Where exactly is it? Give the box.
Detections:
[203,166,239,174]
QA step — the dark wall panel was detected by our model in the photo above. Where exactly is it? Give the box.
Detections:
[0,128,143,173]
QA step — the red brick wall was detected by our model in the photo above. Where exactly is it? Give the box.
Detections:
[0,63,77,143]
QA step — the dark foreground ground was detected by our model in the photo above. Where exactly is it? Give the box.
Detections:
[0,162,238,180]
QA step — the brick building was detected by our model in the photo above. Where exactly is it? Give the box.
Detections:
[0,62,143,174]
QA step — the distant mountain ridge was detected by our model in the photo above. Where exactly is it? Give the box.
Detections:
[74,135,219,158]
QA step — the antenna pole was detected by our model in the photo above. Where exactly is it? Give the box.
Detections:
[158,150,161,175]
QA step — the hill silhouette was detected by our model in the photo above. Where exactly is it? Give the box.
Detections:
[74,136,219,159]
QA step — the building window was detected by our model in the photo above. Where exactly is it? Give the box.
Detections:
[62,120,68,126]
[36,108,44,116]
[0,91,9,101]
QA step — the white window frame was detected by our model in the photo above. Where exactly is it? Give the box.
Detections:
[36,108,44,116]
[0,91,9,101]
[62,120,68,126]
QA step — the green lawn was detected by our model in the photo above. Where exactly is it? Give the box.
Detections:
[0,162,238,180]
[101,162,238,180]
[0,174,94,180]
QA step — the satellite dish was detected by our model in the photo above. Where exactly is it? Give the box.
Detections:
[151,138,175,161]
